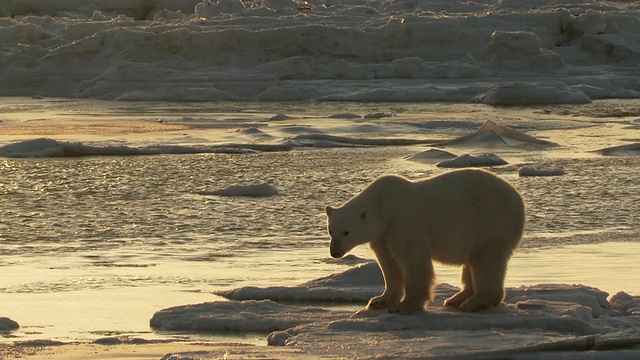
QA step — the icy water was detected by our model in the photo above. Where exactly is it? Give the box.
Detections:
[0,99,639,344]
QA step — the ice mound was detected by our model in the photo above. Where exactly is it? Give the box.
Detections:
[436,153,508,168]
[197,183,279,197]
[405,149,456,163]
[435,120,559,149]
[519,166,566,177]
[152,264,640,358]
[0,317,19,331]
[594,143,640,156]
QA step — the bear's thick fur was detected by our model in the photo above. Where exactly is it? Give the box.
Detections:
[326,169,525,314]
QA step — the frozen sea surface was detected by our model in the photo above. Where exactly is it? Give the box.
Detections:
[0,98,639,359]
[2,0,640,357]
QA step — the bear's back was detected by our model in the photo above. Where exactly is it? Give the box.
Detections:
[414,168,524,241]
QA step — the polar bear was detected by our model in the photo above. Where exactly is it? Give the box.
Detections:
[325,169,525,314]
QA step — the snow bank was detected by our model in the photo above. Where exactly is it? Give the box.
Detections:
[152,264,640,358]
[0,1,639,103]
[198,183,279,197]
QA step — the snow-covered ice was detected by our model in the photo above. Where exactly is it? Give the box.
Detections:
[0,0,639,102]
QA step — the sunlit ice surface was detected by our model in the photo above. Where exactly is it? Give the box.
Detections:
[0,98,638,344]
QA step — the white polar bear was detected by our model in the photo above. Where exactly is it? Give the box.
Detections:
[325,169,525,314]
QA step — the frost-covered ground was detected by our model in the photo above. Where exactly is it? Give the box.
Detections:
[0,0,639,103]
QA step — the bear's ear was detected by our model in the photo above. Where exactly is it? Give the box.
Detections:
[361,211,367,220]
[325,206,334,216]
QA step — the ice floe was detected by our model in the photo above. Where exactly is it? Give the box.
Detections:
[152,263,640,358]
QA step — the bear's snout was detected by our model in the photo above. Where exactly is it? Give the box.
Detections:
[329,242,343,258]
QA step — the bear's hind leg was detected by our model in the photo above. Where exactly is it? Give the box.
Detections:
[444,265,474,308]
[458,249,509,312]
[367,240,404,310]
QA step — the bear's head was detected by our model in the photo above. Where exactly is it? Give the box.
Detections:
[325,198,383,258]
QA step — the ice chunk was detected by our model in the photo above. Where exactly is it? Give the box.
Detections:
[198,183,279,197]
[0,317,19,331]
[436,153,507,168]
[519,166,566,177]
[610,292,640,316]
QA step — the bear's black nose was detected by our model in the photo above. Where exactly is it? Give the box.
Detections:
[330,246,342,258]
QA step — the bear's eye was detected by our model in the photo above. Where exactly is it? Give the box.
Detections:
[343,231,350,236]
[361,211,367,220]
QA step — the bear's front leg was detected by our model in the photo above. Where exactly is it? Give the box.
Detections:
[388,248,435,315]
[367,240,404,310]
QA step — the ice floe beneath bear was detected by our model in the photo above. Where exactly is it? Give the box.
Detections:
[151,263,640,359]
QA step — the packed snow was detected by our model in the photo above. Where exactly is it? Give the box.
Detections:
[152,263,640,359]
[0,0,639,102]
